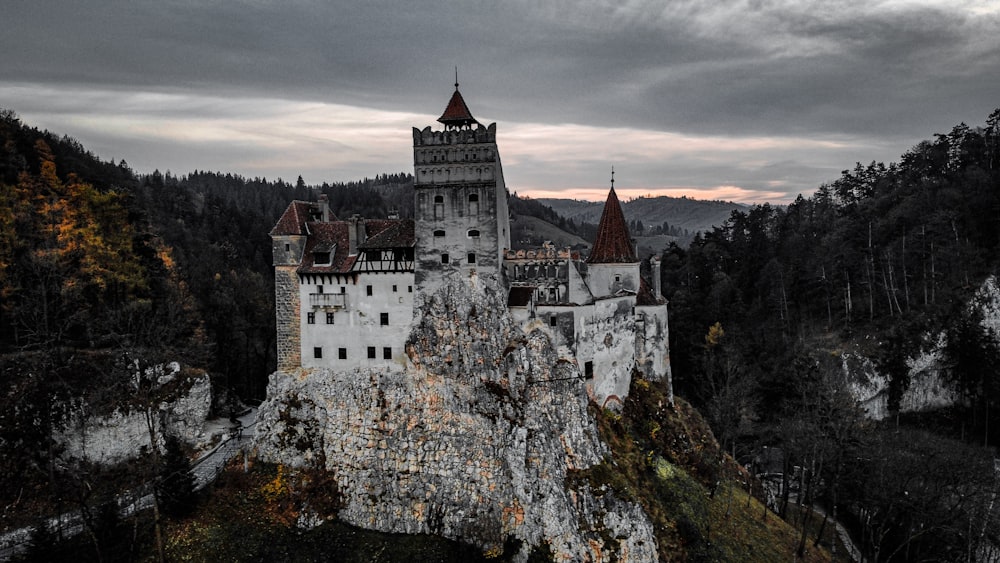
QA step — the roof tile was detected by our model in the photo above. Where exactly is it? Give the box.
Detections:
[587,187,637,264]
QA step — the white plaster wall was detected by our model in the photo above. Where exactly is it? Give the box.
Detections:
[636,303,672,388]
[300,272,414,371]
[585,263,640,299]
[574,297,637,409]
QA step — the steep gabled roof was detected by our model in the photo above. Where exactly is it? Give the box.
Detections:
[437,86,480,129]
[586,187,637,264]
[270,200,338,236]
[270,200,313,236]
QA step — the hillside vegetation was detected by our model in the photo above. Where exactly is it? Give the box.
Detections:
[662,108,1000,561]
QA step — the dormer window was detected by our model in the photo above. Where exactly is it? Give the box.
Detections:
[313,242,334,266]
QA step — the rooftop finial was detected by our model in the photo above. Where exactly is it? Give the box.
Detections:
[455,66,459,90]
[611,166,615,190]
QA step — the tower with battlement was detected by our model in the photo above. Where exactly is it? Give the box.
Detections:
[412,83,511,295]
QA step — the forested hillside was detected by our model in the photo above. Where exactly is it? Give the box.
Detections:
[662,108,1000,561]
[0,108,415,400]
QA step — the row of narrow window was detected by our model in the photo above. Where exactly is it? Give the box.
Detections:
[308,312,391,325]
[434,229,480,238]
[313,346,393,360]
[434,194,479,203]
[425,150,486,163]
[440,253,477,265]
[314,284,413,295]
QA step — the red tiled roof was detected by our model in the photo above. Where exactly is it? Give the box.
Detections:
[298,222,353,274]
[270,200,313,236]
[636,277,660,306]
[360,220,415,249]
[437,88,479,129]
[298,219,414,274]
[271,200,339,236]
[586,187,637,264]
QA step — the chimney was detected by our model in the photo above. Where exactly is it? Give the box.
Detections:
[651,256,662,300]
[317,194,331,222]
[348,215,365,255]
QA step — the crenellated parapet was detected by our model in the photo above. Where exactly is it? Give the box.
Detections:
[412,123,496,146]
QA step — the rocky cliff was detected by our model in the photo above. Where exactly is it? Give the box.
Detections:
[254,273,658,561]
[844,275,1000,419]
[57,362,213,465]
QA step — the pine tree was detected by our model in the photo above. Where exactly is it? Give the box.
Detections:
[156,434,196,518]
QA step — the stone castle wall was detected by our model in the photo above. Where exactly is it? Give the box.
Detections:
[255,274,657,561]
[274,266,301,371]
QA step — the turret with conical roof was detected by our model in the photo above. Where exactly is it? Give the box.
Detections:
[437,81,480,130]
[587,184,637,264]
[584,172,640,298]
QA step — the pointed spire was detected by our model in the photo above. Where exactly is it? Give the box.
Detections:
[437,72,480,130]
[587,175,637,264]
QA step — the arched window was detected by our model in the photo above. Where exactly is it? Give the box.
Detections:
[468,193,479,215]
[467,229,480,238]
[434,195,444,203]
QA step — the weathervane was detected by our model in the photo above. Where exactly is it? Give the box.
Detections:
[455,66,459,90]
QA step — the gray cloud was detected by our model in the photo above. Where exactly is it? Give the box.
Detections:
[2,0,998,201]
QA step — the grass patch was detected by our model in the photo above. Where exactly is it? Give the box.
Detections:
[588,376,834,562]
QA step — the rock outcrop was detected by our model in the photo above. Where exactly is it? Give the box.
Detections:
[57,363,213,465]
[844,275,1000,419]
[255,273,658,560]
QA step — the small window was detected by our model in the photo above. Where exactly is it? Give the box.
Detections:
[307,312,315,324]
[614,274,621,282]
[366,285,373,296]
[314,252,331,265]
[467,253,476,264]
[550,315,557,327]
[408,286,413,293]
[338,348,347,359]
[317,285,324,294]
[314,347,322,359]
[383,347,392,360]
[326,312,334,324]
[392,285,398,292]
[285,243,290,252]
[340,286,346,293]
[585,361,594,380]
[434,195,444,203]
[368,347,376,359]
[434,230,446,237]
[380,313,389,326]
[468,193,479,202]
[468,229,480,238]
[441,253,449,264]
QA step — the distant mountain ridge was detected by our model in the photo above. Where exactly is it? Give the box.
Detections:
[538,195,747,236]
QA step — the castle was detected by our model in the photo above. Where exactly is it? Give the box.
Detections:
[270,84,670,408]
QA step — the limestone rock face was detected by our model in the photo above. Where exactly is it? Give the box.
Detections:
[255,273,657,560]
[57,367,212,465]
[844,275,1000,419]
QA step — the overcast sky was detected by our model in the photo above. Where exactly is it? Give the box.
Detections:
[3,1,998,203]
